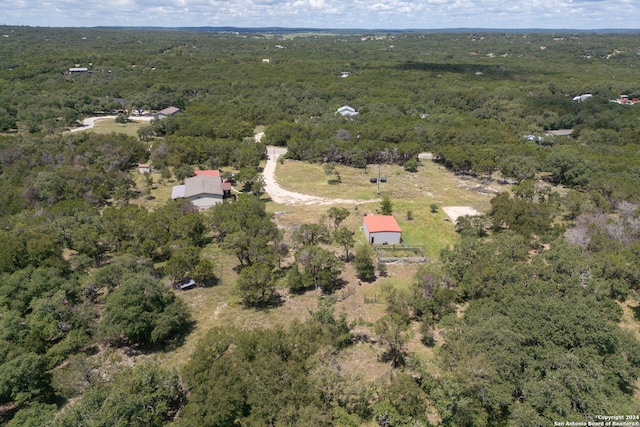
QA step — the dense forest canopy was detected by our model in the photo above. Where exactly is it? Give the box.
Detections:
[0,25,639,426]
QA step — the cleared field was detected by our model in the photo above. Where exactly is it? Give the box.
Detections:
[77,117,153,137]
[273,158,498,258]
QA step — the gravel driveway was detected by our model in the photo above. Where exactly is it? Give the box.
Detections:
[263,146,377,207]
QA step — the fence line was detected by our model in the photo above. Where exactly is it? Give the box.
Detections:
[364,294,379,304]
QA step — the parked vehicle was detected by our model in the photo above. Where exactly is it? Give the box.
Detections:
[176,278,197,290]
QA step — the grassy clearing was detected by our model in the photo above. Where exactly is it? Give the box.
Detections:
[88,117,151,137]
[127,171,176,210]
[276,159,497,208]
[274,158,498,258]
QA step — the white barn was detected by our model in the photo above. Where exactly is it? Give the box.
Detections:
[363,215,402,245]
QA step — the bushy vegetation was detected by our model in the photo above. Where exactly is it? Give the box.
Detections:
[1,25,639,425]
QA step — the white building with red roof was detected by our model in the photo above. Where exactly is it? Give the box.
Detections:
[363,215,402,245]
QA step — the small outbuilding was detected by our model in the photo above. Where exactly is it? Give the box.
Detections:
[138,163,152,174]
[156,106,180,119]
[363,215,402,245]
[336,105,358,116]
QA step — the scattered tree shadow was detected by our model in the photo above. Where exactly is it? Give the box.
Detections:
[393,61,536,79]
[251,292,286,310]
[194,273,220,288]
[398,61,497,74]
[378,348,406,368]
[323,277,349,294]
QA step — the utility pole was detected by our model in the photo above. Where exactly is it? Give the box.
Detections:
[377,164,381,195]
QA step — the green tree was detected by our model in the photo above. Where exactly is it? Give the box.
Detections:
[296,246,343,292]
[174,164,194,182]
[292,223,330,248]
[54,363,186,427]
[114,113,130,124]
[98,273,191,347]
[211,195,279,267]
[403,157,419,172]
[374,314,412,367]
[6,403,56,426]
[380,195,393,216]
[0,352,53,407]
[333,226,355,260]
[237,263,276,307]
[164,246,201,282]
[374,373,429,426]
[354,244,376,282]
[286,263,311,293]
[327,206,350,230]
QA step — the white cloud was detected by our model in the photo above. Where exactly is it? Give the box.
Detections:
[1,0,638,28]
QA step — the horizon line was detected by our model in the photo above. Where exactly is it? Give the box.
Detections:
[2,24,640,33]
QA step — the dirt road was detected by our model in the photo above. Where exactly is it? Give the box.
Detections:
[263,146,377,206]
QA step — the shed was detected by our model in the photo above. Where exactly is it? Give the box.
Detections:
[138,163,152,174]
[363,215,402,245]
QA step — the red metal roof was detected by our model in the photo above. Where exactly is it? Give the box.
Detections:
[363,215,401,233]
[194,170,220,177]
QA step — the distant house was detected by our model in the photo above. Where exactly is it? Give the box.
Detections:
[610,94,639,105]
[68,67,88,73]
[336,105,358,116]
[262,58,270,63]
[363,215,402,245]
[156,106,180,119]
[544,129,573,137]
[339,71,351,78]
[573,94,592,102]
[171,175,232,209]
[138,163,152,174]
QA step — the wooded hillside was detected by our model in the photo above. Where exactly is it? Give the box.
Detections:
[0,26,639,426]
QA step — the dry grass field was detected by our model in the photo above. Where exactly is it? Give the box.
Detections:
[83,117,152,137]
[272,157,499,258]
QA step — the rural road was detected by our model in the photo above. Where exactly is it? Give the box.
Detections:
[263,146,377,207]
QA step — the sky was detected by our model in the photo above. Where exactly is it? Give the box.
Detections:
[3,0,639,30]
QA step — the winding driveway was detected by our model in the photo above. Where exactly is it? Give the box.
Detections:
[264,146,378,207]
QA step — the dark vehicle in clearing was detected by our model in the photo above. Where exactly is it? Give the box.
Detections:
[176,278,197,290]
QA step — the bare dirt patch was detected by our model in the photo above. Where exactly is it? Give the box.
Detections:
[442,206,482,222]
